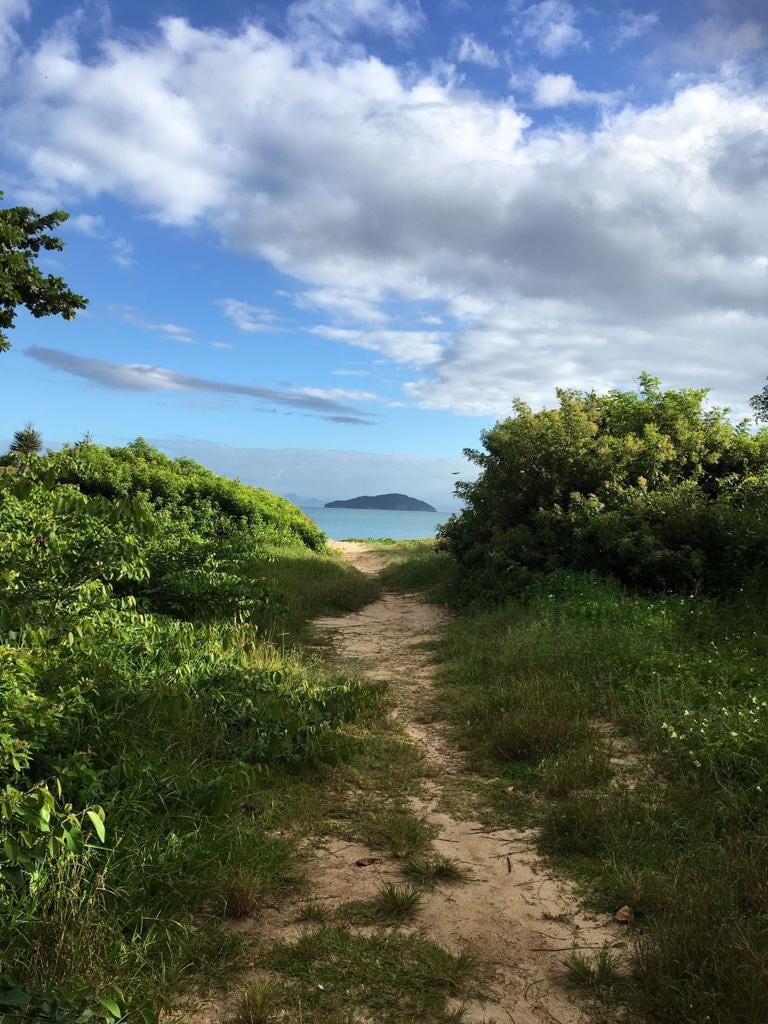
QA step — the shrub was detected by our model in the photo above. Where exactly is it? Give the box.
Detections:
[0,447,373,1020]
[441,374,768,599]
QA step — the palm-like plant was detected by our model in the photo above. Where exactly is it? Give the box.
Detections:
[8,422,43,459]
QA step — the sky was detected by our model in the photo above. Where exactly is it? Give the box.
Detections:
[1,0,767,509]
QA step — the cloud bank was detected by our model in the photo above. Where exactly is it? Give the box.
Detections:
[25,346,376,423]
[2,6,767,416]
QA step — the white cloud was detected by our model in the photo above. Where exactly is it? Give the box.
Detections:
[309,326,446,366]
[113,306,195,342]
[456,33,499,68]
[4,16,768,416]
[531,72,618,108]
[0,0,28,74]
[332,368,370,377]
[110,236,134,268]
[298,287,388,322]
[67,211,134,268]
[219,298,279,333]
[514,1,585,58]
[296,386,379,401]
[287,0,424,50]
[68,212,106,236]
[613,10,659,48]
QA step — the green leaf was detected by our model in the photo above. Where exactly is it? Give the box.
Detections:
[97,995,123,1017]
[86,809,106,843]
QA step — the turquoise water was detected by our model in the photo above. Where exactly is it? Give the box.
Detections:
[301,507,448,540]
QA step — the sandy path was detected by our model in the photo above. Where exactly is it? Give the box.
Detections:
[313,541,620,1024]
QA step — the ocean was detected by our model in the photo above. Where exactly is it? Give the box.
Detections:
[301,506,450,540]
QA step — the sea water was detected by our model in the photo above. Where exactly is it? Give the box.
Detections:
[301,507,449,541]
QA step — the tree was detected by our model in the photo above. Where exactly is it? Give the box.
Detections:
[751,380,768,423]
[0,191,88,353]
[8,422,43,458]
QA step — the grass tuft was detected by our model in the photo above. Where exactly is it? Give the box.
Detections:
[219,872,263,920]
[401,854,467,886]
[355,803,437,858]
[230,978,281,1024]
[539,741,614,798]
[564,945,623,989]
[296,897,329,923]
[372,882,423,920]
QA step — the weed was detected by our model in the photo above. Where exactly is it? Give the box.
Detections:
[263,925,482,1022]
[372,882,422,919]
[540,741,614,798]
[338,882,422,924]
[296,897,329,923]
[565,945,622,989]
[219,873,262,920]
[230,977,281,1024]
[355,802,436,858]
[401,854,467,885]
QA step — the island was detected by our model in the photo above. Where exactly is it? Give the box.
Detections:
[325,493,437,512]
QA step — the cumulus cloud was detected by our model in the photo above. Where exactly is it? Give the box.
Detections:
[0,0,28,73]
[530,72,618,107]
[309,326,445,365]
[649,13,766,72]
[25,345,376,421]
[513,1,585,58]
[612,10,659,48]
[456,33,499,67]
[298,287,388,322]
[3,15,768,416]
[219,298,279,333]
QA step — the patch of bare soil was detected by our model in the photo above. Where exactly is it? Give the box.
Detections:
[312,542,622,1024]
[186,542,622,1024]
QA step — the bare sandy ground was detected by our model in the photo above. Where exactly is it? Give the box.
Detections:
[312,541,621,1024]
[187,541,621,1023]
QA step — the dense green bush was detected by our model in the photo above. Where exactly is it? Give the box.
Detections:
[441,374,768,597]
[0,447,373,1021]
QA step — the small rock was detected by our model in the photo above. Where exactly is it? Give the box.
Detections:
[615,905,634,924]
[355,857,379,867]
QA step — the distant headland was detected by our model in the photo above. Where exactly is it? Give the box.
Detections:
[325,493,437,512]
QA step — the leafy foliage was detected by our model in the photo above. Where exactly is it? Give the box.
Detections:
[8,423,43,459]
[0,192,87,353]
[750,377,768,423]
[442,374,768,597]
[0,443,375,1020]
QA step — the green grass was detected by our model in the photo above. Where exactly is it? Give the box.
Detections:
[261,544,382,638]
[229,978,282,1024]
[262,925,482,1023]
[381,551,768,1024]
[338,881,423,924]
[565,945,623,990]
[352,800,437,858]
[400,853,468,885]
[370,539,458,599]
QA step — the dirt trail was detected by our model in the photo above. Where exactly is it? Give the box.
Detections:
[312,541,620,1024]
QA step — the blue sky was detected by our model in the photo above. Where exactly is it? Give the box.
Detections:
[1,0,767,508]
